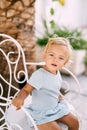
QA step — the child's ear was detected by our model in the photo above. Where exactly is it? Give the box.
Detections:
[64,59,68,66]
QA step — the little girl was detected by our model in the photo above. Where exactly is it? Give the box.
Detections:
[12,37,79,130]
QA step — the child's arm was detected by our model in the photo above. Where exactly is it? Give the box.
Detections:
[12,83,34,110]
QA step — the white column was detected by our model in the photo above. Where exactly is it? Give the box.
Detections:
[35,0,46,38]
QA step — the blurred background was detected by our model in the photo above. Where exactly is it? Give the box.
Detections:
[0,0,87,129]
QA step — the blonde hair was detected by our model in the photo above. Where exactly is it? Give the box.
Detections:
[43,37,72,62]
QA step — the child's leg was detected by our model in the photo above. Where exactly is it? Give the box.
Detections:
[57,113,79,130]
[37,121,62,130]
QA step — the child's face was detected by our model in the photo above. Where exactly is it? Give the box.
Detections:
[43,44,69,74]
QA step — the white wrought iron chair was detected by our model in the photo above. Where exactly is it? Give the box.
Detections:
[0,34,81,130]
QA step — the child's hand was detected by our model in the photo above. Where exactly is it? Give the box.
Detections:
[58,95,64,101]
[12,97,24,110]
[12,83,34,110]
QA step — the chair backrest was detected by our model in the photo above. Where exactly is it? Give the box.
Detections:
[0,34,39,130]
[0,34,81,130]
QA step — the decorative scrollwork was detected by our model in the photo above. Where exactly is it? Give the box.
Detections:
[0,34,29,129]
[0,33,29,85]
[0,34,81,130]
[0,34,39,130]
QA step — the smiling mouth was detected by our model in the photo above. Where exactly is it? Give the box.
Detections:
[51,64,57,67]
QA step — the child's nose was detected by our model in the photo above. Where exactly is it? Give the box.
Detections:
[54,57,58,62]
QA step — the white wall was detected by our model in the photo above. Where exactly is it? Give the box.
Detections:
[35,0,46,38]
[57,0,87,28]
[35,0,87,37]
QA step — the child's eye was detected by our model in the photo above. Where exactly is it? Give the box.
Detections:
[49,53,54,56]
[59,57,64,60]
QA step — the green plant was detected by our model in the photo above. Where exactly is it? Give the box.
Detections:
[36,37,48,47]
[36,25,87,50]
[84,52,87,65]
[36,0,87,50]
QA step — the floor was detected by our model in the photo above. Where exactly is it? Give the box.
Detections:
[1,74,87,130]
[62,74,87,130]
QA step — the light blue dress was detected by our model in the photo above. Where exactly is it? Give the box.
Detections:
[27,68,70,126]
